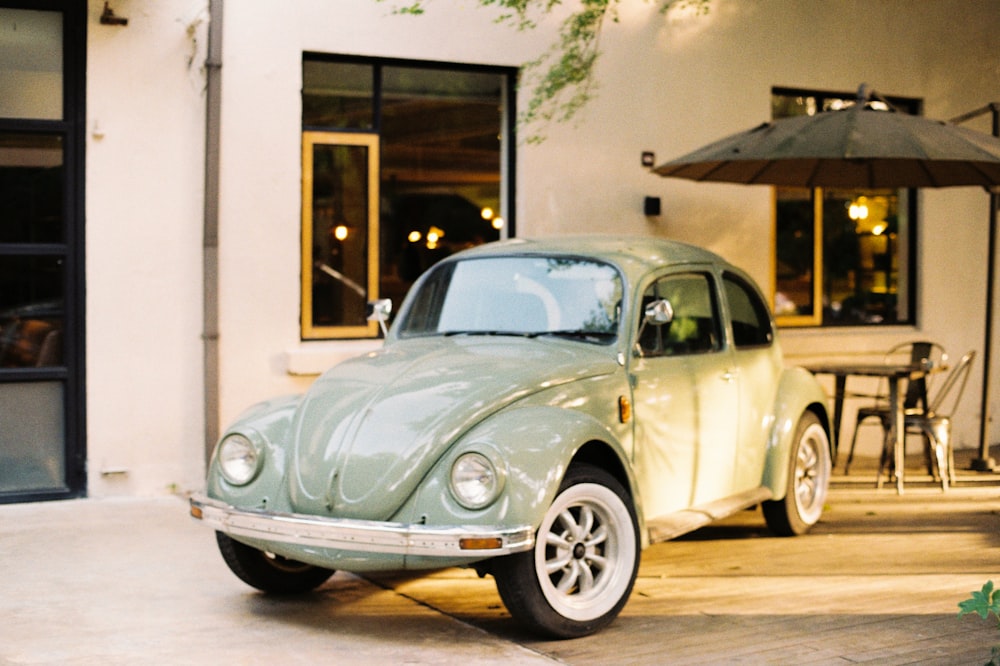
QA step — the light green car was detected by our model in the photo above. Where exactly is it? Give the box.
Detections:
[190,235,831,639]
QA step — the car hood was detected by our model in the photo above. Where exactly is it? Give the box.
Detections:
[288,336,618,519]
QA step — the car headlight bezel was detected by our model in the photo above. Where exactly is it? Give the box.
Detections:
[216,432,263,486]
[449,451,504,510]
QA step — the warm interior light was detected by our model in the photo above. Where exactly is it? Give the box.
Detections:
[491,216,504,230]
[480,207,494,220]
[334,225,349,241]
[872,223,887,236]
[408,230,422,243]
[848,200,869,221]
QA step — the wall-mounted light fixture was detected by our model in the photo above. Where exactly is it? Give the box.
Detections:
[100,2,128,26]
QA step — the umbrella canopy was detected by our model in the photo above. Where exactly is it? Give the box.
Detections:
[654,103,1000,190]
[654,88,1000,468]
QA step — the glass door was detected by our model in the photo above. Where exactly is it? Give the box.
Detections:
[0,4,85,502]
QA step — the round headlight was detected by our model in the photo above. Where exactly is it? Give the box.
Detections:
[217,433,261,486]
[450,452,501,509]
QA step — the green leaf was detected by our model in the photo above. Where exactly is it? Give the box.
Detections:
[958,580,1000,621]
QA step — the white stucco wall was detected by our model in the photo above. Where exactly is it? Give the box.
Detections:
[86,0,209,496]
[84,0,1000,497]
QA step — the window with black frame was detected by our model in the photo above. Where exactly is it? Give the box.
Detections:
[772,87,919,327]
[301,56,515,339]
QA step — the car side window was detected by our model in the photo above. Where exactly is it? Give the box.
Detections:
[724,272,774,348]
[637,273,721,357]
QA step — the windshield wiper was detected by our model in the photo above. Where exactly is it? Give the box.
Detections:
[442,330,531,337]
[528,330,616,344]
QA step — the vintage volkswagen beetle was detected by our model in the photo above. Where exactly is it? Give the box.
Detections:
[190,236,831,638]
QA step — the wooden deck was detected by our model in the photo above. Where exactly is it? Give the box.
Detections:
[370,450,1000,664]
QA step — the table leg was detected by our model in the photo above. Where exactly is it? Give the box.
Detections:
[831,375,846,466]
[889,376,905,495]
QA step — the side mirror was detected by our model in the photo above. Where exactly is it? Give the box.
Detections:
[634,298,674,357]
[367,299,393,337]
[644,299,674,326]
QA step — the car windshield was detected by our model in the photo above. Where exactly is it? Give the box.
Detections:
[398,256,623,344]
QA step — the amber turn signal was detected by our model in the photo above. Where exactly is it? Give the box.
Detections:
[459,537,503,550]
[618,395,631,423]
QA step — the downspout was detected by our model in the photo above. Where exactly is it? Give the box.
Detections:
[203,0,223,463]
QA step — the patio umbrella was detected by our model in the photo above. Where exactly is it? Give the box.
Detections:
[654,85,1000,468]
[654,100,1000,189]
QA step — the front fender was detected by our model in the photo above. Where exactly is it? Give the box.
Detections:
[393,404,636,568]
[761,367,831,498]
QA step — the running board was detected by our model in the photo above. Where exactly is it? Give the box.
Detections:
[646,487,773,544]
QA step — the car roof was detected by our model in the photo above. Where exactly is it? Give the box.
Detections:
[451,235,730,282]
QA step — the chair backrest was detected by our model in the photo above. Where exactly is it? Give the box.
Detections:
[885,341,947,409]
[927,350,976,417]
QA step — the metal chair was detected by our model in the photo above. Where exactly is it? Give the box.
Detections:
[843,341,947,475]
[890,350,976,491]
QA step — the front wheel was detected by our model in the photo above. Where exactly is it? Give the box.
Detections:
[493,463,640,639]
[215,532,335,594]
[762,411,831,536]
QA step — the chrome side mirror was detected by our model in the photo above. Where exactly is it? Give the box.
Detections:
[634,298,674,357]
[367,299,392,337]
[644,299,674,326]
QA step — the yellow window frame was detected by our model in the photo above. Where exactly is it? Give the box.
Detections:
[773,190,823,327]
[301,131,380,339]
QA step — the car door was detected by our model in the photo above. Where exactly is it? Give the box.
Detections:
[723,271,783,493]
[628,270,740,517]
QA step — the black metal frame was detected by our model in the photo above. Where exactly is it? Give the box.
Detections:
[0,0,87,504]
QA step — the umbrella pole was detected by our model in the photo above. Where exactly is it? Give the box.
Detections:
[965,103,1000,471]
[973,189,999,471]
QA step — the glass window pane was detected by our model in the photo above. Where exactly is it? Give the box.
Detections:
[302,60,373,129]
[0,381,65,492]
[823,188,904,325]
[0,9,62,120]
[724,274,773,347]
[309,143,371,329]
[772,88,915,327]
[775,187,815,318]
[380,67,504,307]
[639,273,720,356]
[0,133,64,244]
[0,256,64,368]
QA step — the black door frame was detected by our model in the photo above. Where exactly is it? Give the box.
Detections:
[0,0,86,503]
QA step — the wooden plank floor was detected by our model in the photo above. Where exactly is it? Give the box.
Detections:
[370,450,1000,665]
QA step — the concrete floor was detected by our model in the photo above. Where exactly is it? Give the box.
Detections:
[0,497,557,665]
[3,454,1000,665]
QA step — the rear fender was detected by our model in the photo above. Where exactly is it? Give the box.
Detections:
[761,367,831,498]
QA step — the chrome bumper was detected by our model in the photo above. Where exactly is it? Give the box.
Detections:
[189,494,534,558]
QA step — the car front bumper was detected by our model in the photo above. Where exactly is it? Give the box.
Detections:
[189,494,535,559]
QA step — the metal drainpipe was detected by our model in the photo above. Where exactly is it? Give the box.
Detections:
[203,0,223,463]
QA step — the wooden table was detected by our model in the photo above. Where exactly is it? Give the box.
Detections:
[802,361,932,494]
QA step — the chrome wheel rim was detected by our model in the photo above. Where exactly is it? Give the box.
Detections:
[534,482,636,622]
[793,422,831,525]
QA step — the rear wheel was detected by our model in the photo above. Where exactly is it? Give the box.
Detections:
[763,412,831,536]
[493,463,639,639]
[215,532,335,594]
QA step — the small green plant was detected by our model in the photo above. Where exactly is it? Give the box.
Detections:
[958,580,1000,666]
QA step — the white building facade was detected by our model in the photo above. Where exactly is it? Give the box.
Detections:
[1,0,998,501]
